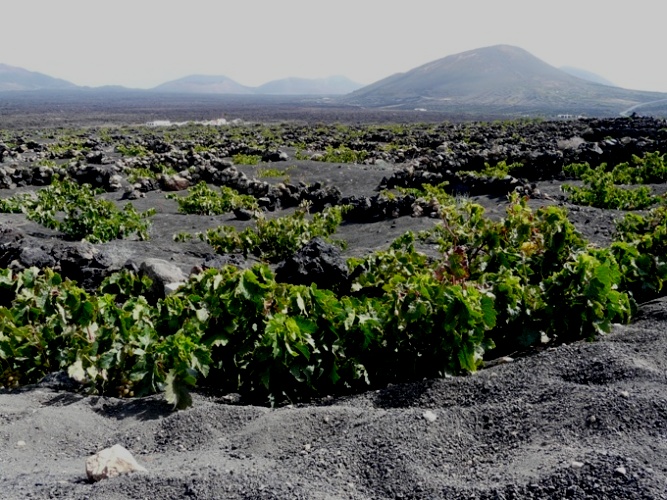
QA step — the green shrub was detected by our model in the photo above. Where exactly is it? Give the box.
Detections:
[167,181,258,215]
[564,152,667,185]
[0,192,35,214]
[116,143,149,157]
[0,192,648,410]
[462,160,523,178]
[317,145,367,164]
[562,170,658,210]
[257,166,294,178]
[611,206,667,301]
[198,206,347,262]
[6,177,156,242]
[232,153,262,165]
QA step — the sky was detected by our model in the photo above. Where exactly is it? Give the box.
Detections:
[2,0,666,93]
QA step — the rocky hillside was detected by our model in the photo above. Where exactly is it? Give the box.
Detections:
[151,74,254,94]
[559,66,616,87]
[341,45,667,116]
[256,75,363,95]
[0,63,77,92]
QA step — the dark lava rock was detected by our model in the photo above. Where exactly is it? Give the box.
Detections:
[120,189,145,200]
[85,150,106,165]
[262,150,288,162]
[233,207,255,220]
[50,242,117,290]
[159,174,190,191]
[275,237,349,292]
[0,236,117,291]
[67,163,121,191]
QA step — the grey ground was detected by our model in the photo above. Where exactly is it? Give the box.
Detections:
[1,160,666,499]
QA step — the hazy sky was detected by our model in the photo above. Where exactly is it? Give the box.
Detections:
[3,0,666,92]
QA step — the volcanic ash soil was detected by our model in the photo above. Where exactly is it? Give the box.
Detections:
[1,117,667,499]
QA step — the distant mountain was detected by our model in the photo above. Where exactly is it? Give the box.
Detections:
[341,45,667,116]
[0,63,78,91]
[256,76,363,95]
[560,66,615,86]
[152,75,253,94]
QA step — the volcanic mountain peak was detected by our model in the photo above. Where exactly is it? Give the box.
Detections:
[560,66,616,86]
[256,75,363,95]
[0,63,78,91]
[343,44,667,116]
[350,45,578,98]
[152,74,254,94]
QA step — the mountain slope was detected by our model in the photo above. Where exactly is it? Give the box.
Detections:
[0,63,78,91]
[152,75,253,94]
[256,76,363,95]
[559,66,616,87]
[342,45,667,115]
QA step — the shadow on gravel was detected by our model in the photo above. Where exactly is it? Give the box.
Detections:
[92,396,174,421]
[39,392,86,407]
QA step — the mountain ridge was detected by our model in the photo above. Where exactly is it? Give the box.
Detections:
[3,46,667,117]
[341,45,667,115]
[255,75,362,95]
[0,65,362,96]
[0,63,78,92]
[559,66,616,87]
[151,74,254,94]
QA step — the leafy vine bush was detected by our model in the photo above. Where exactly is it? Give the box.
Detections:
[542,249,630,341]
[0,195,649,409]
[257,166,294,179]
[232,153,262,165]
[116,143,149,157]
[0,192,35,214]
[47,139,90,158]
[0,177,155,242]
[462,160,523,178]
[167,181,258,215]
[563,162,595,179]
[196,206,347,262]
[0,263,495,408]
[0,267,204,405]
[416,195,630,350]
[314,145,368,164]
[564,151,667,184]
[611,206,667,302]
[126,163,176,183]
[612,151,667,184]
[417,182,455,205]
[562,170,659,210]
[562,152,667,209]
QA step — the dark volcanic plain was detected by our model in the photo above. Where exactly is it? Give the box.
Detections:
[0,104,667,499]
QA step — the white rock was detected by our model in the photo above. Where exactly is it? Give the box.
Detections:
[86,444,147,482]
[139,259,187,299]
[422,410,438,422]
